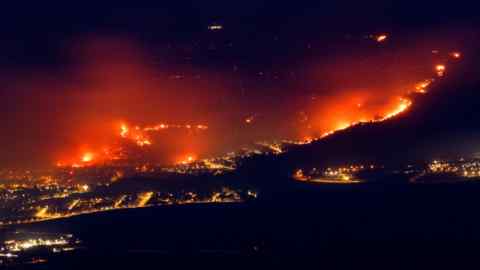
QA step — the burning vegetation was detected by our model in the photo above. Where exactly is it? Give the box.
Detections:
[0,32,467,169]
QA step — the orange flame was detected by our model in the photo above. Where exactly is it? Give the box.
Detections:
[81,152,94,163]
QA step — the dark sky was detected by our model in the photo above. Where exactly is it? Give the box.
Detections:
[0,1,476,69]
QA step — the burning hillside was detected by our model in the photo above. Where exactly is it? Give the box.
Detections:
[0,31,471,169]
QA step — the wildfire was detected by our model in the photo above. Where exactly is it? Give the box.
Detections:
[120,124,129,138]
[435,64,446,77]
[118,122,208,149]
[81,152,94,163]
[53,43,459,170]
[414,79,434,94]
[316,97,412,140]
[56,121,209,168]
[142,123,208,132]
[293,169,310,181]
[178,155,196,165]
[379,98,412,121]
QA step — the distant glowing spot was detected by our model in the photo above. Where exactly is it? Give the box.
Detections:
[376,34,388,42]
[208,24,223,31]
[450,51,461,59]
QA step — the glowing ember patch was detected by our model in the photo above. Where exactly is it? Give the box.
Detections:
[293,169,310,181]
[120,124,129,138]
[435,64,446,77]
[81,153,94,163]
[415,79,433,93]
[178,155,197,165]
[380,98,412,121]
[336,122,351,130]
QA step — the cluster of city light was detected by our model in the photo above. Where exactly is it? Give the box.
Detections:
[4,238,68,252]
[208,24,223,31]
[428,159,480,178]
[293,165,374,184]
[294,159,480,185]
[165,159,235,175]
[165,142,292,176]
[0,232,79,263]
[0,185,256,226]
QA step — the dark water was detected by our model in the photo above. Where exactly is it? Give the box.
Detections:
[9,181,480,269]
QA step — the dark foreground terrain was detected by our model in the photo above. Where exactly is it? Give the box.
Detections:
[5,181,480,269]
